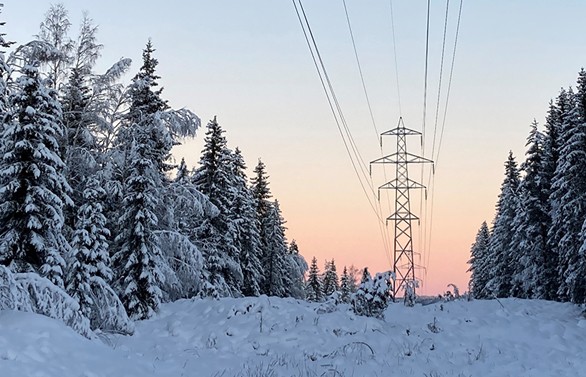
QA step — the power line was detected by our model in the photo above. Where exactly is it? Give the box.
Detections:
[298,0,375,195]
[421,0,431,155]
[436,0,464,167]
[342,0,380,140]
[430,0,450,164]
[425,0,464,281]
[419,0,432,281]
[292,0,392,265]
[341,0,394,261]
[424,0,451,275]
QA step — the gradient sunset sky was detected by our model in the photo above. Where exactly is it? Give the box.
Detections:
[5,1,586,294]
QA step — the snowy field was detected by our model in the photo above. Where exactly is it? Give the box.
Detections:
[1,297,585,377]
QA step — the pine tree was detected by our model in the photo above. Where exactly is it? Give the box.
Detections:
[123,40,171,177]
[485,152,520,298]
[360,267,372,285]
[175,157,189,183]
[193,117,242,297]
[548,86,586,302]
[262,200,289,297]
[250,159,274,296]
[251,159,272,220]
[340,266,352,303]
[322,259,339,296]
[467,221,491,298]
[306,257,323,302]
[0,63,72,288]
[542,92,567,300]
[111,42,170,319]
[509,121,549,298]
[113,119,165,319]
[229,148,262,297]
[67,175,112,318]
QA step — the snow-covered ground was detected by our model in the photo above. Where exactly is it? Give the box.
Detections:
[1,297,585,377]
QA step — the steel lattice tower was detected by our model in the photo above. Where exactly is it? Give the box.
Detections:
[370,117,433,297]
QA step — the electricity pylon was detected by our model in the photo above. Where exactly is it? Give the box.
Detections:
[370,117,433,297]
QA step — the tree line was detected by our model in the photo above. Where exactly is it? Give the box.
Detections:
[0,4,306,331]
[468,69,586,304]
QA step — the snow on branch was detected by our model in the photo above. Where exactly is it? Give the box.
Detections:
[0,266,94,338]
[89,277,134,335]
[161,108,201,140]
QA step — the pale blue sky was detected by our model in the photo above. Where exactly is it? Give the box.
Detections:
[4,1,586,293]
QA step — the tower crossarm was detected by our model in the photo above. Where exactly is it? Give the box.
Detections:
[370,152,433,167]
[378,178,428,200]
[380,126,422,137]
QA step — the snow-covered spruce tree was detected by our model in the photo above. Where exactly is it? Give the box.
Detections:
[193,117,242,297]
[351,271,394,318]
[120,40,171,176]
[111,42,169,319]
[467,221,491,299]
[228,148,262,297]
[250,158,274,295]
[485,151,520,298]
[286,239,308,299]
[548,85,586,303]
[541,92,568,300]
[509,121,549,298]
[322,259,339,297]
[113,114,165,320]
[0,62,72,288]
[261,200,290,297]
[66,175,112,319]
[306,257,323,302]
[561,71,586,304]
[340,266,352,303]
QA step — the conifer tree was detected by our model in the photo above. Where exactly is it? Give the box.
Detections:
[306,257,323,302]
[113,119,165,319]
[67,175,112,318]
[360,267,372,285]
[193,117,242,297]
[261,200,289,297]
[229,148,262,297]
[322,259,339,296]
[0,63,72,288]
[509,122,549,298]
[485,152,520,297]
[112,42,169,318]
[548,86,586,302]
[250,159,275,295]
[175,157,189,183]
[340,266,352,303]
[467,221,491,298]
[541,92,567,300]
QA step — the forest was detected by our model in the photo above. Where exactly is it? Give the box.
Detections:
[468,69,586,305]
[0,4,315,334]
